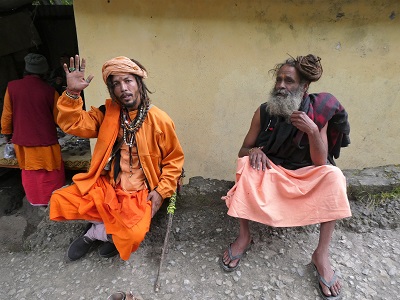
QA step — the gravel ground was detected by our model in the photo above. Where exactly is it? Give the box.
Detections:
[0,174,399,300]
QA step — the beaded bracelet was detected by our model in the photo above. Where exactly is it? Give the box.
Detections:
[65,89,80,99]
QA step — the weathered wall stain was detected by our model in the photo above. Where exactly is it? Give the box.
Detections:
[74,0,400,180]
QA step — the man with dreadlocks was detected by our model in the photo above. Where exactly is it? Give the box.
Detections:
[220,55,350,299]
[49,55,184,262]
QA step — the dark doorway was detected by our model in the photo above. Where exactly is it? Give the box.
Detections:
[0,4,80,120]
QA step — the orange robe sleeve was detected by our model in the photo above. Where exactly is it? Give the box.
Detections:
[1,88,13,135]
[152,118,184,199]
[56,92,104,138]
[64,98,121,196]
[135,108,184,200]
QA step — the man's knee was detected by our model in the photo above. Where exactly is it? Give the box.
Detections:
[322,165,346,181]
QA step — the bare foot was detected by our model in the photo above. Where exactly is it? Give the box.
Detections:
[311,253,341,297]
[221,235,252,269]
[126,291,139,300]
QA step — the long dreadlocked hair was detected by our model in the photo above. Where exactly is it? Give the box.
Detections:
[270,54,323,85]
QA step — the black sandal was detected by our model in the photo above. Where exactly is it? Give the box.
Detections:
[220,240,253,272]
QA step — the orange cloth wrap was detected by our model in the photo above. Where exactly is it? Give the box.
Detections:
[50,176,151,260]
[102,56,148,83]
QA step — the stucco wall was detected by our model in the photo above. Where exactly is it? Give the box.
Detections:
[73,0,400,181]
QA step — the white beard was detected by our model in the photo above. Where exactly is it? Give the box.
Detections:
[267,86,305,121]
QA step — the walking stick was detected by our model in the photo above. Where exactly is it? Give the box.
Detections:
[154,191,177,292]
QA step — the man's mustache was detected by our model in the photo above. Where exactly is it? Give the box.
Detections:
[120,92,133,98]
[273,88,291,97]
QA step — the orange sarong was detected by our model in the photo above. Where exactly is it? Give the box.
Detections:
[50,176,151,260]
[223,157,351,227]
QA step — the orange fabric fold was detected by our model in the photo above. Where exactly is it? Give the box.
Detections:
[50,176,151,260]
[14,144,62,170]
[71,99,120,195]
[102,56,148,83]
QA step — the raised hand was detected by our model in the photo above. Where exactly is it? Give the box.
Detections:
[63,54,94,94]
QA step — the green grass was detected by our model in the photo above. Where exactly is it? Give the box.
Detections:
[358,186,400,208]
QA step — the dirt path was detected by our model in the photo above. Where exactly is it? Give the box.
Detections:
[0,172,399,299]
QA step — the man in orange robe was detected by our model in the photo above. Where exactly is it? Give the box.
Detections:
[1,53,64,207]
[221,55,351,300]
[49,55,184,261]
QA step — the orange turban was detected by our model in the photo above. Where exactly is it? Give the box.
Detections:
[102,56,148,83]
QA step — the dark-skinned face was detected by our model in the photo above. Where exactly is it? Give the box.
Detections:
[111,73,141,110]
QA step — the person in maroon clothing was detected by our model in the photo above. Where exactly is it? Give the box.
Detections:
[1,53,65,206]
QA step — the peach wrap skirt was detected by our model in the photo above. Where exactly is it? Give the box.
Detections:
[223,157,351,227]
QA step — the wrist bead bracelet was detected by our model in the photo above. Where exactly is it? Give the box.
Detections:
[65,90,80,99]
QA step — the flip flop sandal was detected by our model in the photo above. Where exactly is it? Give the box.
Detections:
[107,291,126,300]
[220,241,253,272]
[313,264,342,300]
[107,291,139,300]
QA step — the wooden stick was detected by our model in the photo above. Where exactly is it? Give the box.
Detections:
[154,213,174,292]
[154,192,177,292]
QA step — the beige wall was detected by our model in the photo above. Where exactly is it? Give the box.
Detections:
[74,0,400,181]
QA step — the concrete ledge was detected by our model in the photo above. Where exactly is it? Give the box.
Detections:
[343,164,400,198]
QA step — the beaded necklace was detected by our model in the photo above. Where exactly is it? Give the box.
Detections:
[120,103,149,145]
[120,102,149,175]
